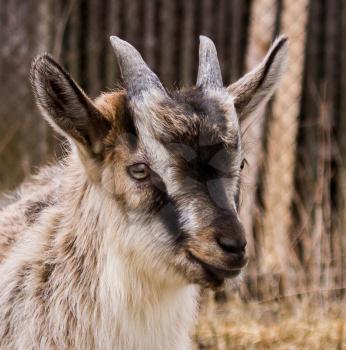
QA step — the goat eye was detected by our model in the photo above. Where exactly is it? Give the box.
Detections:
[128,163,150,180]
[240,158,247,171]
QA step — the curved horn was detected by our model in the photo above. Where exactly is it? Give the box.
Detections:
[196,36,223,90]
[110,36,166,98]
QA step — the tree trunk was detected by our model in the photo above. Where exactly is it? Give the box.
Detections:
[239,0,277,267]
[0,0,52,192]
[261,0,309,293]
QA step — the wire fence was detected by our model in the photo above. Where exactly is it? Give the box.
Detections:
[0,0,345,300]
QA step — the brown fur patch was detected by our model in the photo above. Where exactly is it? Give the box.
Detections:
[94,91,126,125]
[151,88,238,148]
[25,199,53,225]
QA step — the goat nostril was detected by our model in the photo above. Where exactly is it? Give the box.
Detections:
[216,236,247,255]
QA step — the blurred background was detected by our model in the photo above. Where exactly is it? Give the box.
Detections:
[0,0,345,348]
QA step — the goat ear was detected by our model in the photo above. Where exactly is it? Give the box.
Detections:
[227,36,288,121]
[31,54,110,156]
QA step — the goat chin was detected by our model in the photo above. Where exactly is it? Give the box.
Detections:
[225,272,245,291]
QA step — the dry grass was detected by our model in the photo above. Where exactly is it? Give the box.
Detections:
[194,294,345,350]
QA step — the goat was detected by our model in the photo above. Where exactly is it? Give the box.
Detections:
[0,35,287,350]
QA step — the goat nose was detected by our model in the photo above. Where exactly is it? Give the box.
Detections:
[216,235,247,255]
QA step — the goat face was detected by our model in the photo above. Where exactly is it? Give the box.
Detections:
[31,36,287,288]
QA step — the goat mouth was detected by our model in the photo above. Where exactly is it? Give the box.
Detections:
[188,252,242,288]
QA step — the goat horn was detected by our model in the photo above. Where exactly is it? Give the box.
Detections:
[196,36,223,90]
[110,36,166,98]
